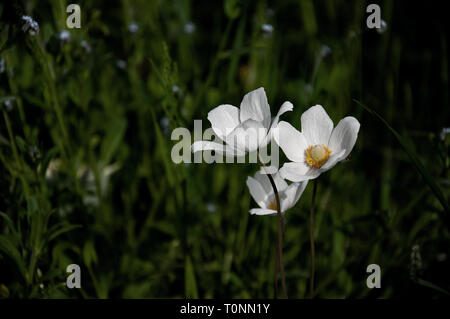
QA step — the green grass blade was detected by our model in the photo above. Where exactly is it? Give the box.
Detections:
[416,278,450,296]
[354,99,449,215]
[185,255,199,298]
[0,235,29,284]
[47,224,82,243]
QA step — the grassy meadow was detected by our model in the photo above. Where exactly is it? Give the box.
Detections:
[0,0,449,298]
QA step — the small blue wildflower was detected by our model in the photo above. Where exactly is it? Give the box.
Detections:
[21,15,39,36]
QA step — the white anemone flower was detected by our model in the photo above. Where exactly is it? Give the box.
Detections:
[247,171,308,216]
[275,105,360,182]
[191,87,293,157]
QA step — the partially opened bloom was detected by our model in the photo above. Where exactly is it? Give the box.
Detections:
[191,87,293,157]
[275,105,360,182]
[246,171,308,216]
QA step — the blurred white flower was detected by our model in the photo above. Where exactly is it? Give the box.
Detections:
[261,23,274,37]
[184,22,196,34]
[191,87,293,157]
[44,159,119,208]
[3,98,15,112]
[28,145,41,160]
[78,162,120,207]
[304,83,314,95]
[80,40,91,53]
[116,59,127,69]
[206,202,217,213]
[58,30,71,44]
[377,20,388,34]
[247,171,307,216]
[320,45,331,58]
[128,22,139,34]
[21,15,39,36]
[410,244,422,279]
[172,85,181,94]
[45,158,62,181]
[440,127,450,141]
[275,105,360,182]
[160,116,170,135]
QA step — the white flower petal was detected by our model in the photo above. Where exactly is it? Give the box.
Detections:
[272,171,289,192]
[246,176,270,209]
[271,101,293,128]
[279,161,321,182]
[249,208,278,216]
[258,165,279,175]
[255,171,288,194]
[328,116,360,159]
[207,104,240,140]
[252,172,273,199]
[319,149,346,171]
[273,121,308,163]
[301,105,334,145]
[190,141,246,157]
[280,180,308,211]
[226,119,267,153]
[239,87,271,129]
[261,101,294,147]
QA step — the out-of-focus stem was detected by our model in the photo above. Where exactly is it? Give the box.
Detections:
[309,179,318,298]
[258,154,288,299]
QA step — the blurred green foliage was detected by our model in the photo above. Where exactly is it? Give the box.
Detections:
[0,0,449,298]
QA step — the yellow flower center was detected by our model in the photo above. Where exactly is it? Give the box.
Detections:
[269,201,277,210]
[305,144,331,169]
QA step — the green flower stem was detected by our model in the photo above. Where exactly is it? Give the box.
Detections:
[258,154,288,299]
[309,179,318,298]
[274,244,279,298]
[26,37,70,159]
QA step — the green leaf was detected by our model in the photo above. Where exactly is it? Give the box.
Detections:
[0,235,29,284]
[26,196,39,216]
[184,255,198,298]
[47,223,82,243]
[83,240,98,268]
[0,211,20,246]
[354,99,450,215]
[148,100,176,187]
[224,0,241,19]
[0,211,16,233]
[39,147,59,180]
[15,136,26,153]
[101,117,127,165]
[0,133,9,146]
[0,24,8,52]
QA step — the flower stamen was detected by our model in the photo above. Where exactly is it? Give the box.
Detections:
[305,144,331,168]
[269,201,277,210]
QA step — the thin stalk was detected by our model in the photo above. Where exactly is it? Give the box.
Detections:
[5,54,29,139]
[309,179,318,298]
[274,245,279,298]
[257,154,288,299]
[3,110,30,198]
